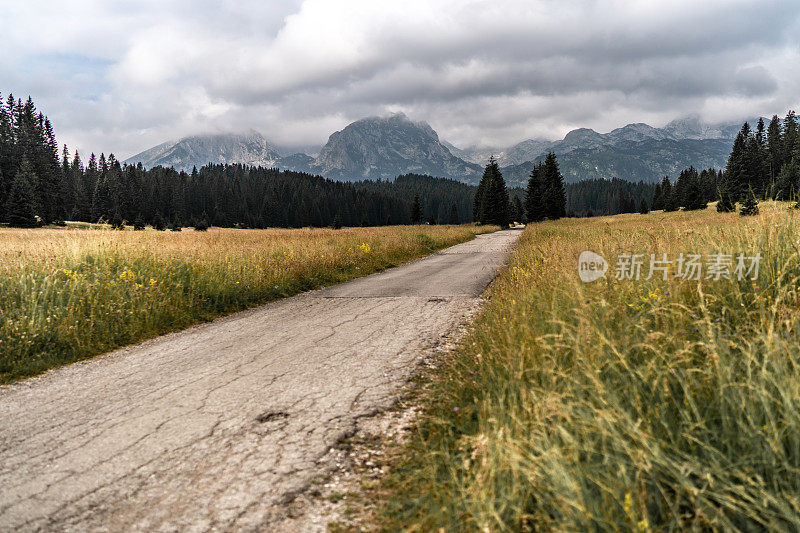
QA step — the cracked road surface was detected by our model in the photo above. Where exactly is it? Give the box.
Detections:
[0,229,519,531]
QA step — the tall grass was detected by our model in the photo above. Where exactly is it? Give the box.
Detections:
[0,224,495,384]
[378,203,800,530]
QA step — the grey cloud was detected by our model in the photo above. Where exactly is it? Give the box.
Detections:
[3,0,799,157]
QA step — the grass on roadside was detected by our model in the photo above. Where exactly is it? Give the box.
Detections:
[0,224,496,384]
[376,203,800,531]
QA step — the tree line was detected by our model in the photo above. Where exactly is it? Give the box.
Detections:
[9,92,792,228]
[473,152,568,225]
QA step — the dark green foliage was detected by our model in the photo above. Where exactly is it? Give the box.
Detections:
[716,184,736,212]
[170,215,182,231]
[133,213,145,230]
[524,162,546,222]
[524,153,566,222]
[651,182,663,210]
[448,202,459,224]
[681,167,707,211]
[194,212,210,231]
[110,211,124,229]
[474,157,510,226]
[410,194,422,224]
[427,215,437,225]
[153,212,166,231]
[638,199,649,214]
[662,178,679,212]
[332,214,342,229]
[739,188,759,216]
[5,158,38,227]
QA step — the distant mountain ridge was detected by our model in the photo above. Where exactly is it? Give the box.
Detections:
[125,113,751,185]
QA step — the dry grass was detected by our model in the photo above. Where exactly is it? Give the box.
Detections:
[377,203,800,531]
[0,224,496,384]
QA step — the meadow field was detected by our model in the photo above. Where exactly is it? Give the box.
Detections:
[0,224,495,384]
[377,203,800,530]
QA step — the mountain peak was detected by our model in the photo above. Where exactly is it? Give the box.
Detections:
[311,114,478,181]
[125,131,281,171]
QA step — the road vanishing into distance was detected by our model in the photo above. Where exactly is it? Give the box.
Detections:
[0,229,519,531]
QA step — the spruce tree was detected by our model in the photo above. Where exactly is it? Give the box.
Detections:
[683,171,707,211]
[662,179,678,211]
[716,180,736,212]
[739,187,759,216]
[410,193,422,224]
[525,162,546,222]
[133,213,145,230]
[767,115,783,184]
[512,195,524,223]
[638,199,649,214]
[479,157,510,226]
[153,211,166,231]
[651,182,663,210]
[784,111,798,168]
[171,215,182,231]
[5,159,38,227]
[542,152,566,220]
[110,211,124,229]
[448,202,459,224]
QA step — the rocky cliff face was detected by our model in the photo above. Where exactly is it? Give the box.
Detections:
[310,113,481,181]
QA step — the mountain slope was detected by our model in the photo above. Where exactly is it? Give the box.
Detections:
[310,113,481,181]
[501,138,733,186]
[124,132,282,171]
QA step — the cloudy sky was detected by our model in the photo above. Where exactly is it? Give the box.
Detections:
[3,0,799,158]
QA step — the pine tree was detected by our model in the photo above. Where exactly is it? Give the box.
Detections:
[683,171,707,211]
[133,213,145,230]
[739,187,759,216]
[194,212,210,231]
[5,159,38,227]
[448,202,459,224]
[171,215,182,231]
[525,162,546,222]
[716,179,736,212]
[542,152,566,220]
[410,193,422,224]
[651,182,663,210]
[110,211,124,229]
[662,178,678,211]
[478,157,510,226]
[784,111,798,169]
[767,115,783,185]
[153,211,166,231]
[332,214,342,229]
[638,199,649,214]
[511,195,524,223]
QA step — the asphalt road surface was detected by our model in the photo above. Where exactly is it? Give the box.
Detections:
[0,229,520,531]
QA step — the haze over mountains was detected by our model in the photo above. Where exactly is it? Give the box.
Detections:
[125,112,746,186]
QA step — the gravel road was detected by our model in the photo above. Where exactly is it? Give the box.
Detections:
[0,229,519,531]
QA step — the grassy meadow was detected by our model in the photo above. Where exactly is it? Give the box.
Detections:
[0,224,495,384]
[377,203,800,530]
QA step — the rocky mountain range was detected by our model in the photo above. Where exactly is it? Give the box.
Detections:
[125,112,748,185]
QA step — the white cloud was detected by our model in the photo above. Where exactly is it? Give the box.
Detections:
[1,0,798,157]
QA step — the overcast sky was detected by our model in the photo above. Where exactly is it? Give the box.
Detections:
[3,0,799,158]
